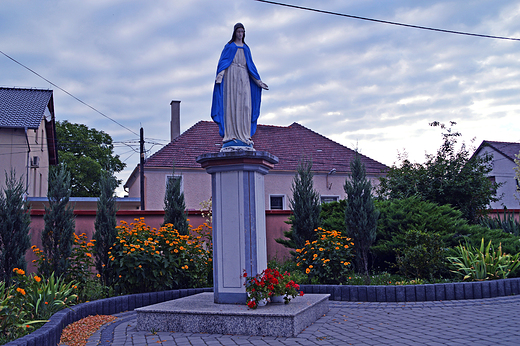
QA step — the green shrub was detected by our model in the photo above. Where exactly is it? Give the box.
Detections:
[320,200,346,233]
[447,238,520,281]
[1,269,77,343]
[372,197,520,272]
[110,218,212,294]
[295,228,354,284]
[394,230,448,280]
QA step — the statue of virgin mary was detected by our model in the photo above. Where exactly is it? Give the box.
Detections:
[211,23,268,151]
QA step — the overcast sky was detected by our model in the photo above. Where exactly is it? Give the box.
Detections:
[2,0,520,195]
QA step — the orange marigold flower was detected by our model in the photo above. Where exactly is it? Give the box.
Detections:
[305,268,311,274]
[34,276,41,283]
[86,253,92,257]
[16,287,26,295]
[97,274,101,277]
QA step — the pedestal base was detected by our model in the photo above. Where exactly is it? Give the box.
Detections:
[135,292,329,337]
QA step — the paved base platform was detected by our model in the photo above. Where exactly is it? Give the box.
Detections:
[135,292,329,337]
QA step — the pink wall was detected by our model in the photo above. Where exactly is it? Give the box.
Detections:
[487,209,520,222]
[27,209,293,273]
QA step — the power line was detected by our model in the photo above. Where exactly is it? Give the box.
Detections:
[0,49,140,137]
[254,0,520,41]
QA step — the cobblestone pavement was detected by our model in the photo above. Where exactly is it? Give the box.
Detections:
[85,295,520,346]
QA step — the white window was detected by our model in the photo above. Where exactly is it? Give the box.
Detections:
[320,195,339,204]
[270,195,285,210]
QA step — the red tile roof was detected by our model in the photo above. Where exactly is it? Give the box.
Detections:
[144,121,388,174]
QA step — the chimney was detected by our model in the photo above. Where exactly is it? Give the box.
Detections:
[170,100,181,141]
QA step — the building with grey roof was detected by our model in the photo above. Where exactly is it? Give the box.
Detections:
[0,87,58,196]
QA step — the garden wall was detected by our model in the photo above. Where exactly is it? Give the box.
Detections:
[26,209,293,273]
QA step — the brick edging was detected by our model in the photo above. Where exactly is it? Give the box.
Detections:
[300,277,520,302]
[5,288,212,346]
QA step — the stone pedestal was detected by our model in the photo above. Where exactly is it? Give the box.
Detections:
[136,292,330,337]
[196,151,279,304]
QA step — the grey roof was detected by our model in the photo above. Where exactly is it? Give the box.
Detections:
[0,87,53,129]
[474,140,520,163]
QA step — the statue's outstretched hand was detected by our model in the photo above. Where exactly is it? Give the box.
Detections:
[259,81,269,90]
[215,74,223,84]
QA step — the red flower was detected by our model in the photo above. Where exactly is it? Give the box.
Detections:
[299,291,304,296]
[243,272,248,278]
[247,301,257,309]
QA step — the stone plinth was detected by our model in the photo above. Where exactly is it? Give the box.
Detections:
[196,151,278,304]
[135,292,329,337]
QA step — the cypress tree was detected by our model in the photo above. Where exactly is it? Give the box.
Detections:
[344,153,379,281]
[94,170,118,286]
[163,164,189,235]
[0,170,31,285]
[276,159,321,250]
[41,165,75,278]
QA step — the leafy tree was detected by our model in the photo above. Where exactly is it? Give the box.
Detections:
[276,159,321,250]
[344,153,379,279]
[163,165,189,235]
[0,170,31,285]
[41,165,75,278]
[56,120,126,197]
[94,171,118,286]
[377,121,500,224]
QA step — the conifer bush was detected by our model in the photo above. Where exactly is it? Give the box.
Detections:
[0,170,31,285]
[163,165,189,235]
[41,165,75,278]
[344,153,379,279]
[94,171,118,286]
[276,159,321,250]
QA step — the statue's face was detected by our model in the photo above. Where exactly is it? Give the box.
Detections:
[235,28,245,42]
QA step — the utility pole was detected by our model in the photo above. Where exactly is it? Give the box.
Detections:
[140,127,145,210]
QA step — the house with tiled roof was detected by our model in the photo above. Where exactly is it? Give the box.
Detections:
[124,102,388,211]
[472,140,520,210]
[0,87,58,196]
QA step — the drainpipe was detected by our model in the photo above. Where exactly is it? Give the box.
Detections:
[24,127,31,195]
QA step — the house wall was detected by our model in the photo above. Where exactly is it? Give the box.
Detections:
[0,117,50,197]
[127,166,383,211]
[0,128,27,190]
[477,146,519,209]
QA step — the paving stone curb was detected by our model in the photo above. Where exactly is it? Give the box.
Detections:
[6,278,520,345]
[4,288,211,346]
[300,277,520,302]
